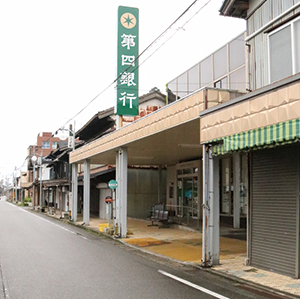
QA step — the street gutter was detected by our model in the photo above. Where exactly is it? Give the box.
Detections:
[25,206,300,299]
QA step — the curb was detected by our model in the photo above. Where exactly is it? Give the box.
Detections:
[24,207,300,299]
[204,267,300,299]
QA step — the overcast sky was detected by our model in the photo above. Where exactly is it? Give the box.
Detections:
[0,0,245,181]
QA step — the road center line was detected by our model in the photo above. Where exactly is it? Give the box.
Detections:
[158,270,230,299]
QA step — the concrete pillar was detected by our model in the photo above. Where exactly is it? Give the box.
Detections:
[83,159,90,225]
[233,152,240,229]
[115,152,120,231]
[72,163,78,222]
[208,153,220,265]
[245,153,250,265]
[118,148,128,238]
[158,166,162,203]
[203,145,220,266]
[202,144,208,266]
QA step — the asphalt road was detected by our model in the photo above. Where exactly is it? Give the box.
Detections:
[0,199,285,299]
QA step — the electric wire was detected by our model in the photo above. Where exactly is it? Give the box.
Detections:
[58,0,200,130]
[133,0,212,78]
[13,0,213,176]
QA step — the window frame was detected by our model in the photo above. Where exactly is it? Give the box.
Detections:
[42,141,50,149]
[52,141,58,149]
[268,15,300,84]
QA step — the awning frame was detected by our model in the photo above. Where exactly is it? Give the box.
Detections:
[205,118,300,155]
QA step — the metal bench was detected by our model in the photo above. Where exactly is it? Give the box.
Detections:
[148,209,170,228]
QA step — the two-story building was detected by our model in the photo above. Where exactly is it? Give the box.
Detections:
[198,0,300,278]
[27,132,61,207]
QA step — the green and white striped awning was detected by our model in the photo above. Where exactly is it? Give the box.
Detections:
[209,118,300,155]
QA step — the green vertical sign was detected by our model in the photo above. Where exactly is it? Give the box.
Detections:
[116,6,139,116]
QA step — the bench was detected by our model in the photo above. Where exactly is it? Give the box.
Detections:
[148,209,170,228]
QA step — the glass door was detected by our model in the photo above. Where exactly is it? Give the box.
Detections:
[176,160,201,224]
[183,177,192,217]
[181,176,198,219]
[192,176,198,218]
[221,157,233,215]
[177,178,183,216]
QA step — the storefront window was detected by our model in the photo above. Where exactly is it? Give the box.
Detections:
[240,154,248,216]
[177,169,183,176]
[177,179,183,216]
[177,176,199,218]
[192,176,198,218]
[183,167,193,175]
[221,158,233,215]
[220,154,248,217]
[176,160,201,222]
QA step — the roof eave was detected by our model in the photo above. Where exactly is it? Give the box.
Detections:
[219,0,248,19]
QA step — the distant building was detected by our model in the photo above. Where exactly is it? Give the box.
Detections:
[27,132,61,206]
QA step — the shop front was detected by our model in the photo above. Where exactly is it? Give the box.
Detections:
[166,160,202,228]
[200,76,300,276]
[220,154,248,228]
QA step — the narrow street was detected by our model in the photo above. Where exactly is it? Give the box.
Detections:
[0,200,284,299]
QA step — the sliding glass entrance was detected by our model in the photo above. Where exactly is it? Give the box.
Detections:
[176,160,201,226]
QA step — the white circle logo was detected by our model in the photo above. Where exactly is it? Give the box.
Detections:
[120,13,136,29]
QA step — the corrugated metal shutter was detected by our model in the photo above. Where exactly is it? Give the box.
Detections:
[251,145,299,277]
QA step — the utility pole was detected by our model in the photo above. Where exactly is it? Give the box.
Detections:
[12,172,15,202]
[69,123,77,221]
[39,148,43,208]
[31,146,37,209]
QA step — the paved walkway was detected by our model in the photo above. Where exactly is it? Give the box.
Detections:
[124,219,300,298]
[49,211,300,298]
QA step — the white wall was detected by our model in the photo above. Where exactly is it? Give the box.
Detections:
[41,166,50,180]
[99,188,112,219]
[127,168,167,219]
[166,165,176,207]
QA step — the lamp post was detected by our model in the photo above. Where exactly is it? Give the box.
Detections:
[39,157,42,209]
[54,125,75,220]
[38,153,43,209]
[15,170,17,203]
[31,155,37,209]
[12,172,15,202]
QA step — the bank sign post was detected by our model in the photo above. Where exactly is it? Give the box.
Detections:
[116,6,139,116]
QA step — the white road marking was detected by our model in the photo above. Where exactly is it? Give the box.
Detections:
[17,205,88,240]
[158,270,230,299]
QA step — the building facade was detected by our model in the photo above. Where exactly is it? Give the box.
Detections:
[199,0,300,278]
[68,0,300,279]
[27,132,61,207]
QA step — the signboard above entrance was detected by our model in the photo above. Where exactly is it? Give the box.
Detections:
[116,6,139,116]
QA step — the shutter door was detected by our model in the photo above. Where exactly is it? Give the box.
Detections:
[251,145,299,277]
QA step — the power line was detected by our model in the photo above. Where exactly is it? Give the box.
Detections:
[14,1,214,173]
[134,0,213,78]
[58,0,201,130]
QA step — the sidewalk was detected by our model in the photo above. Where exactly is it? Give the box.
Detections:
[50,211,300,298]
